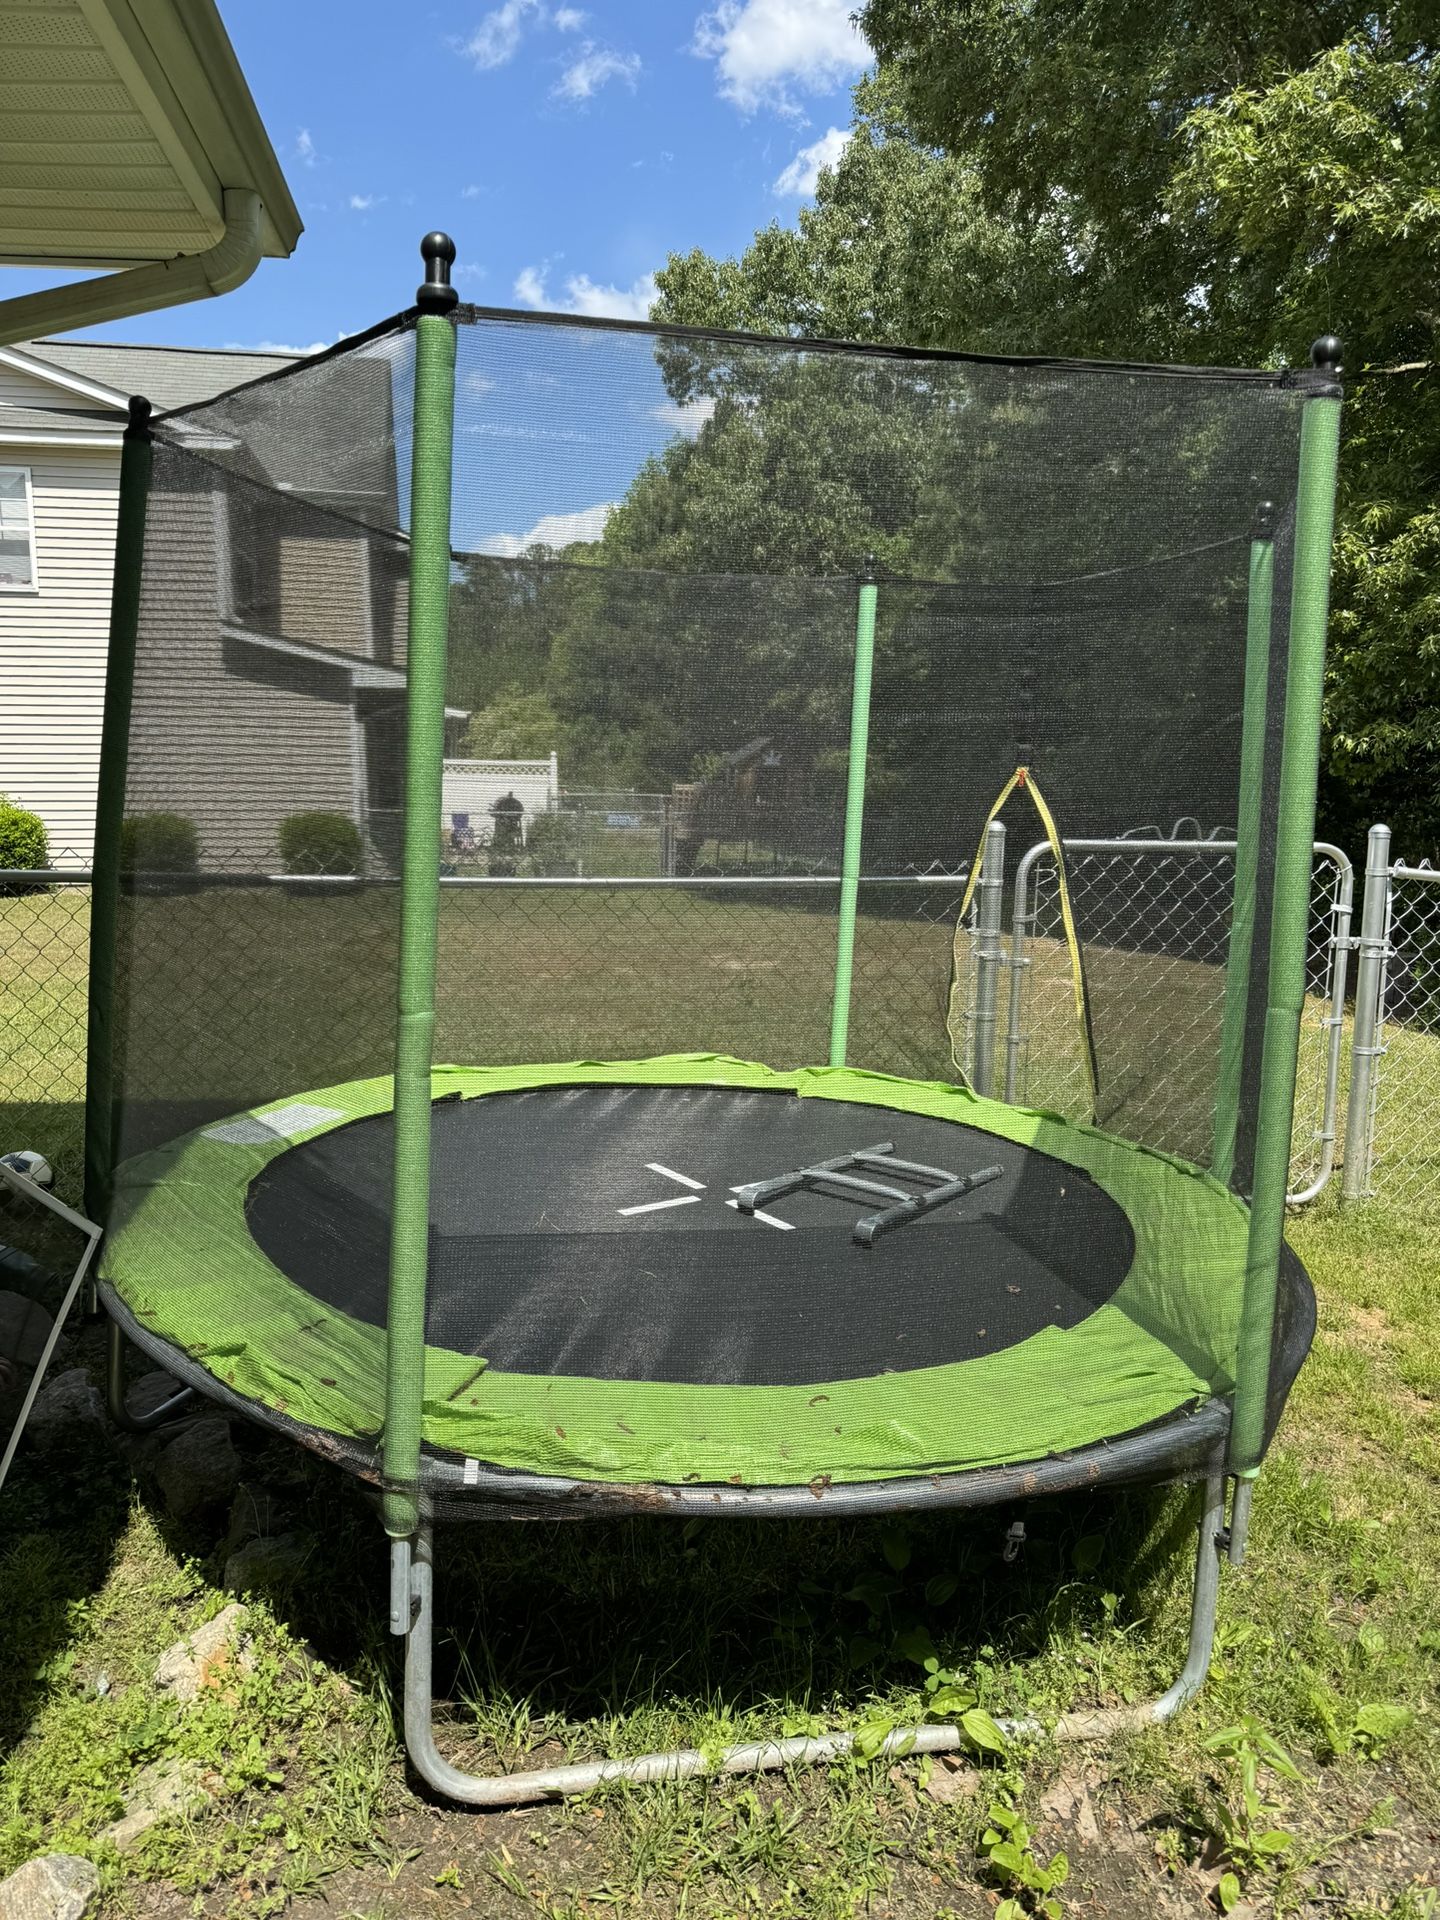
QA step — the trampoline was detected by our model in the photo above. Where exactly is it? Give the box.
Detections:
[101,1055,1312,1502]
[86,235,1341,1802]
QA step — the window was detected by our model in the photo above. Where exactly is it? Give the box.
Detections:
[0,467,37,591]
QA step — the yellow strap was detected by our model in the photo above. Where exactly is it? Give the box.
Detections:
[946,768,1098,1110]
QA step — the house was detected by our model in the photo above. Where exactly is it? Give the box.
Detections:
[0,337,300,861]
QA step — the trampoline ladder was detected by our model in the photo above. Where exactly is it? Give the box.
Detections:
[733,1141,1004,1245]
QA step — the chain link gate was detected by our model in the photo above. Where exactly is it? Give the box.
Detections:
[949,829,1353,1203]
[1342,824,1440,1212]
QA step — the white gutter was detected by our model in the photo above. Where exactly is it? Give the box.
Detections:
[0,187,263,352]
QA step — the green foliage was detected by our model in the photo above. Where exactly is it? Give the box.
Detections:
[980,1795,1069,1919]
[277,811,362,877]
[1199,1721,1301,1906]
[0,796,47,873]
[657,2,1440,858]
[459,688,562,761]
[118,812,197,876]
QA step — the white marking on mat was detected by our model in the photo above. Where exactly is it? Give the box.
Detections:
[617,1194,702,1217]
[726,1198,795,1231]
[646,1162,705,1190]
[203,1103,346,1145]
[463,1459,480,1486]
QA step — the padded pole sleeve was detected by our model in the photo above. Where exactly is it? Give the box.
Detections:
[1212,522,1275,1185]
[383,311,457,1536]
[1230,389,1341,1472]
[85,398,152,1221]
[829,575,878,1067]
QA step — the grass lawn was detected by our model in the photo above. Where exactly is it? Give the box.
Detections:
[0,884,1436,1917]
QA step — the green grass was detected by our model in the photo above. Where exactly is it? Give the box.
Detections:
[0,1192,1435,1916]
[0,885,1437,1915]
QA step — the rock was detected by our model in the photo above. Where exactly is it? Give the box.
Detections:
[1039,1771,1102,1844]
[0,1853,99,1920]
[154,1603,253,1704]
[101,1757,215,1852]
[128,1370,191,1423]
[153,1417,241,1517]
[219,1484,287,1559]
[923,1755,981,1803]
[223,1530,314,1595]
[23,1371,104,1452]
[0,1291,51,1370]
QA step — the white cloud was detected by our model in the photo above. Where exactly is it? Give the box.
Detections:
[224,339,331,356]
[514,265,657,321]
[461,0,542,69]
[650,396,717,438]
[693,0,867,112]
[348,193,385,211]
[554,6,585,25]
[480,500,616,556]
[772,124,849,195]
[463,371,497,396]
[461,183,485,199]
[554,44,641,100]
[295,128,318,168]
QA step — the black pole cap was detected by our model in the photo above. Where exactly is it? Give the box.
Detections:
[125,394,152,438]
[417,232,459,313]
[860,552,879,583]
[1251,499,1275,541]
[1310,335,1343,375]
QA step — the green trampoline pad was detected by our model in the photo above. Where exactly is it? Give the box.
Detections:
[99,1054,1256,1487]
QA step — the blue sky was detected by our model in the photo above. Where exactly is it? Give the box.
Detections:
[15,0,870,354]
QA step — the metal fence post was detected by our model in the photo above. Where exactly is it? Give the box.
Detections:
[971,819,1007,1098]
[1342,822,1392,1201]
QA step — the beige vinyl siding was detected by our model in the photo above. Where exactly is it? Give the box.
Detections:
[0,364,111,411]
[0,442,119,862]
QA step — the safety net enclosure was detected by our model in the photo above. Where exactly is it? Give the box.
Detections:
[88,235,1341,1797]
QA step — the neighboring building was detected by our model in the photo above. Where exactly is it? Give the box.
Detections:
[442,757,561,849]
[0,337,299,861]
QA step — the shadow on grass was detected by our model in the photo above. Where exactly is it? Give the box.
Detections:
[158,1428,1204,1775]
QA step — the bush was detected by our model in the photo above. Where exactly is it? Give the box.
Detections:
[277,810,362,877]
[523,808,579,875]
[0,796,48,873]
[119,812,198,875]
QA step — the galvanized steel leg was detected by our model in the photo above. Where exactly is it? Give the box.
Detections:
[105,1317,194,1433]
[396,1476,1227,1807]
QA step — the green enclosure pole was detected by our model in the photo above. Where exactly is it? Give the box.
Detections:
[1211,503,1276,1186]
[383,235,459,1539]
[828,564,878,1067]
[1230,338,1343,1478]
[84,396,153,1222]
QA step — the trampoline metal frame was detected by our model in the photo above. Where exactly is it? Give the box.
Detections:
[83,239,1344,1806]
[394,1473,1230,1805]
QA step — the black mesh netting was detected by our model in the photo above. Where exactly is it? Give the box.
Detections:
[111,309,1308,1188]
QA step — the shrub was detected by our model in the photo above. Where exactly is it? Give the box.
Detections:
[0,796,48,873]
[524,808,579,875]
[119,812,198,875]
[277,810,362,877]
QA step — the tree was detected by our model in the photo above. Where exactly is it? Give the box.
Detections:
[654,11,1440,855]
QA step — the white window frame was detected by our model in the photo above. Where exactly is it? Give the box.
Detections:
[0,464,39,593]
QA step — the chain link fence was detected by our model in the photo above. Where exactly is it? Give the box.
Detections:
[1359,858,1440,1213]
[952,832,1354,1199]
[0,867,92,1195]
[6,836,1440,1215]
